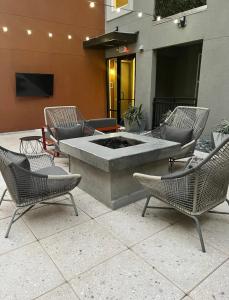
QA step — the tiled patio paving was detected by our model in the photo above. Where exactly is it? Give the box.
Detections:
[0,130,229,300]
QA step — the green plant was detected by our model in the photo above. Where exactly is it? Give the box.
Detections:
[215,120,229,134]
[155,0,207,18]
[123,104,144,126]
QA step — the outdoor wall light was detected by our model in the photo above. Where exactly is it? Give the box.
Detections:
[2,26,8,32]
[174,16,187,28]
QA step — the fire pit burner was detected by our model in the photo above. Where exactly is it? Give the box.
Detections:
[91,136,144,149]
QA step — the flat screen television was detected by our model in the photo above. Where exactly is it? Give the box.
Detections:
[16,73,54,97]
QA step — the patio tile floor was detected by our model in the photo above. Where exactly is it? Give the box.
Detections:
[0,130,229,300]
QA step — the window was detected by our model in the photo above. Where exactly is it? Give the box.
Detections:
[106,0,133,21]
[115,0,128,9]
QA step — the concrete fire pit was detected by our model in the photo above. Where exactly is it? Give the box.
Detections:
[60,132,180,209]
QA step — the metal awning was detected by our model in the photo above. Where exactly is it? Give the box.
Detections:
[83,31,139,49]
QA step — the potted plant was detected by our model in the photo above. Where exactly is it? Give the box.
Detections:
[123,104,145,132]
[212,119,229,148]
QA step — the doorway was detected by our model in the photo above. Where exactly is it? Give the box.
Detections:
[153,41,203,127]
[107,55,136,124]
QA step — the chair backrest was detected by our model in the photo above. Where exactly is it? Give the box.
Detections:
[44,106,85,129]
[165,106,210,140]
[0,147,28,202]
[195,137,229,212]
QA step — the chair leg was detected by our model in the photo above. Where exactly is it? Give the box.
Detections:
[68,192,78,216]
[142,195,151,217]
[0,188,7,206]
[5,208,20,238]
[191,216,206,253]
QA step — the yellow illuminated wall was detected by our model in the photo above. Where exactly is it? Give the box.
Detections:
[115,0,128,8]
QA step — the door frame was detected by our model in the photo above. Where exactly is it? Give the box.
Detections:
[106,54,136,124]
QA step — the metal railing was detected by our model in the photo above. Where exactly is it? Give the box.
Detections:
[152,97,197,128]
[155,0,207,18]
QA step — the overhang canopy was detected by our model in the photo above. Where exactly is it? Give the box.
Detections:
[83,31,139,49]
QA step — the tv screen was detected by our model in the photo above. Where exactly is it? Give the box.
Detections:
[16,73,54,97]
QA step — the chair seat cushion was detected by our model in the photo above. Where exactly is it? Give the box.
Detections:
[160,125,193,146]
[36,166,68,176]
[55,125,83,140]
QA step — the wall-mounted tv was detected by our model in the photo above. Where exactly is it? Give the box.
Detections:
[16,73,54,97]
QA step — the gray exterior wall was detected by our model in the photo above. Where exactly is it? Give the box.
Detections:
[105,0,229,134]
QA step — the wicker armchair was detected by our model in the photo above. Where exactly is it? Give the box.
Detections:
[43,106,103,155]
[0,146,81,238]
[134,137,229,252]
[145,106,210,162]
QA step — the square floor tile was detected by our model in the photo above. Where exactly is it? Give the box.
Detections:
[71,250,184,300]
[72,191,111,218]
[0,218,36,255]
[191,213,229,255]
[96,204,172,246]
[190,260,229,300]
[41,220,126,280]
[0,200,15,220]
[0,242,64,300]
[37,283,79,300]
[132,225,228,292]
[23,200,90,239]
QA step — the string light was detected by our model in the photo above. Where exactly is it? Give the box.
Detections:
[2,26,8,32]
[26,29,32,35]
[89,1,95,8]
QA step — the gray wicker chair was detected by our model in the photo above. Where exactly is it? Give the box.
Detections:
[44,106,103,155]
[134,137,229,252]
[0,146,81,238]
[145,106,210,163]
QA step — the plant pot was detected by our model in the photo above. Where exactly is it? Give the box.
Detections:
[211,132,229,148]
[124,118,146,133]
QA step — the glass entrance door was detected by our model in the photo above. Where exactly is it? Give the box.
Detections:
[107,55,136,124]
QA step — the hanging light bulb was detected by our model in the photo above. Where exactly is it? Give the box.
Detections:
[2,26,8,32]
[89,1,95,8]
[26,29,32,35]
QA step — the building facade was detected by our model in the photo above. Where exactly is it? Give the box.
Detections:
[105,0,229,135]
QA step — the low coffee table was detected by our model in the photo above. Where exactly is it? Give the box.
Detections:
[19,136,43,154]
[60,132,180,210]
